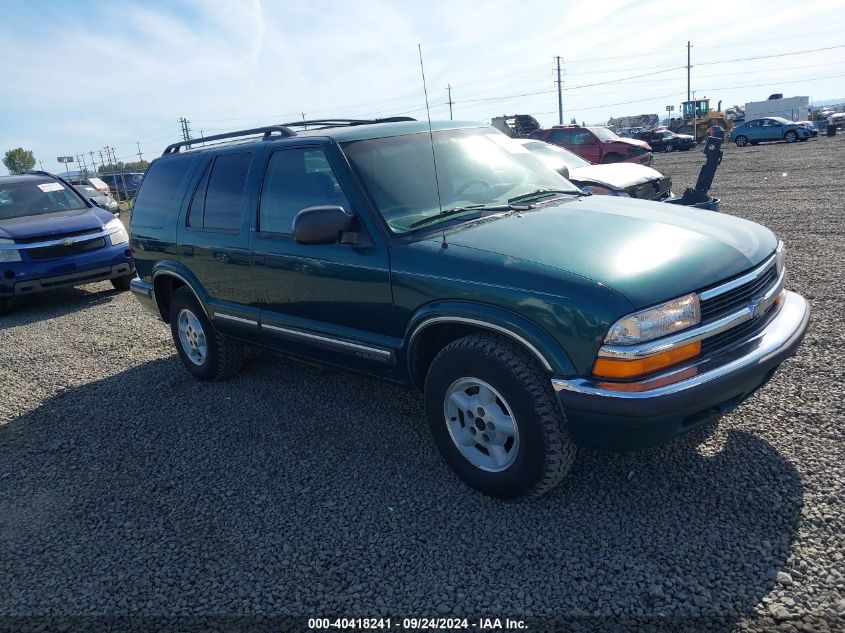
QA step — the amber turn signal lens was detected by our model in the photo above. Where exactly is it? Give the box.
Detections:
[592,341,701,379]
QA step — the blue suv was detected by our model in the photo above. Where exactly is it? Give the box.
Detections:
[0,172,135,315]
[729,117,811,147]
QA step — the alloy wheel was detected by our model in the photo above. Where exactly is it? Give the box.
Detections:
[443,378,520,472]
[177,308,208,366]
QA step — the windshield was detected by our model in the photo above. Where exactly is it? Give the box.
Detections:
[342,128,579,234]
[0,180,86,220]
[521,141,590,169]
[79,185,99,196]
[589,127,620,141]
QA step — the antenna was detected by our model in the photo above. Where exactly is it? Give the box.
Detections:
[417,44,447,249]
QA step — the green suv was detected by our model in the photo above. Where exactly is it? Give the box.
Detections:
[129,119,809,498]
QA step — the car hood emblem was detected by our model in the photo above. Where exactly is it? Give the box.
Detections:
[61,238,74,246]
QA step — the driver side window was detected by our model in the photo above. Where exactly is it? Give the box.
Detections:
[258,147,350,234]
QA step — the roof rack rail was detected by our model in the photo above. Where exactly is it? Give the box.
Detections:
[161,125,295,156]
[278,116,417,129]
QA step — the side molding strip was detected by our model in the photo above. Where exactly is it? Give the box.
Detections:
[261,323,393,361]
[213,312,259,326]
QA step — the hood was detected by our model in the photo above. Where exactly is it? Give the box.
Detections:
[0,207,114,241]
[610,137,650,150]
[570,163,663,189]
[441,195,777,308]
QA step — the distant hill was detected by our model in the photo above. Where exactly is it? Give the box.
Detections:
[811,98,845,107]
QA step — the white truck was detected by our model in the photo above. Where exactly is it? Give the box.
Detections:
[744,96,809,122]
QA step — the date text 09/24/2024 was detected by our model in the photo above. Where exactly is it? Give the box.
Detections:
[307,617,527,630]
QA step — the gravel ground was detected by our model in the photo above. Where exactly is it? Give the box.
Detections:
[1,135,843,632]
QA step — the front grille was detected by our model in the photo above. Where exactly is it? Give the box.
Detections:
[700,305,776,355]
[17,227,101,244]
[699,263,777,323]
[28,237,106,260]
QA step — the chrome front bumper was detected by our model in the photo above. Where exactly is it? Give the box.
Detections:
[552,290,809,413]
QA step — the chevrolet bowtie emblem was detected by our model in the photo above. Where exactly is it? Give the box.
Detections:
[749,296,766,319]
[61,238,74,246]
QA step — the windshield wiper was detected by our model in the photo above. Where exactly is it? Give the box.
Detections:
[508,188,585,203]
[408,202,529,230]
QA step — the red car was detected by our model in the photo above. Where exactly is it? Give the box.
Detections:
[529,125,653,165]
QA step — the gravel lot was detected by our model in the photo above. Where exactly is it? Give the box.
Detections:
[1,135,843,632]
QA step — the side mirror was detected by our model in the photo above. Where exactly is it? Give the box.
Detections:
[556,165,570,179]
[293,205,356,245]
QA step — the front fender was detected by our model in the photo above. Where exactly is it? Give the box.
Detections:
[404,300,577,378]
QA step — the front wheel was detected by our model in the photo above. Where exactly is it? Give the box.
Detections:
[424,333,576,499]
[785,131,798,143]
[110,274,133,291]
[735,135,748,147]
[169,286,244,381]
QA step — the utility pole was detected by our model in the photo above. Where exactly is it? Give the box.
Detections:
[111,147,128,200]
[39,160,44,171]
[179,117,192,146]
[136,140,143,164]
[89,151,97,173]
[687,41,692,104]
[98,150,106,177]
[555,56,563,125]
[446,84,454,120]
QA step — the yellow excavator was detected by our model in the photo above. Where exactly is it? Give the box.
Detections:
[669,99,732,142]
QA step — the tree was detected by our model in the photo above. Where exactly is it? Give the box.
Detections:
[3,148,36,175]
[98,159,149,174]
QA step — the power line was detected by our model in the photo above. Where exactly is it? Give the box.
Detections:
[696,44,845,66]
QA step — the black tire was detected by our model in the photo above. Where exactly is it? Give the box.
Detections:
[169,286,244,381]
[735,135,748,147]
[601,153,622,164]
[424,333,576,499]
[110,274,133,291]
[784,131,798,143]
[0,298,11,317]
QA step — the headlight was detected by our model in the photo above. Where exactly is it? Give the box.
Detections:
[605,293,700,345]
[580,185,629,197]
[776,240,785,277]
[0,238,21,262]
[106,218,129,246]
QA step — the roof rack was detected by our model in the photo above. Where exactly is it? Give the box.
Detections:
[160,117,418,156]
[161,125,295,155]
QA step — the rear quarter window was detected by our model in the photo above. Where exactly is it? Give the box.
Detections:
[131,155,196,228]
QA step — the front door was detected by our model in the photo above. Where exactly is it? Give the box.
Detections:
[572,130,601,163]
[177,150,257,334]
[248,144,397,370]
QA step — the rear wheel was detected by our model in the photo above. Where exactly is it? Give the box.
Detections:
[735,135,749,147]
[424,333,576,499]
[169,287,244,381]
[785,130,798,143]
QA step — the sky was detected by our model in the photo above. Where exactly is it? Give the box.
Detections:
[1,0,843,175]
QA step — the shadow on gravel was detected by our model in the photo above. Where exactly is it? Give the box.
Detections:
[0,355,804,631]
[0,284,121,329]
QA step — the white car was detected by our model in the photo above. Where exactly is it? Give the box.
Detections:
[514,139,671,201]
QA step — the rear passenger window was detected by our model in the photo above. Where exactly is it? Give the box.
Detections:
[130,154,195,228]
[187,153,251,231]
[259,147,349,234]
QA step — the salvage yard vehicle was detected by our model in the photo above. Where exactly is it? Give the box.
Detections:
[637,129,695,152]
[513,139,672,200]
[0,172,134,316]
[529,124,653,165]
[729,117,812,146]
[129,119,809,499]
[74,184,120,215]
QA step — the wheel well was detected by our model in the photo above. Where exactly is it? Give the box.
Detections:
[153,274,185,323]
[408,321,552,390]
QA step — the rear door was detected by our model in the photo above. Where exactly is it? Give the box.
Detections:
[248,142,397,370]
[177,149,258,333]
